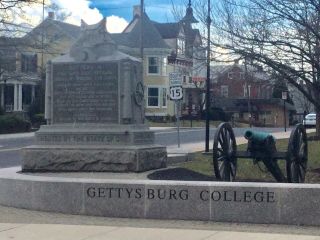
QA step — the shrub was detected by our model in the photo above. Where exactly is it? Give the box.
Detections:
[0,115,31,134]
[31,113,46,128]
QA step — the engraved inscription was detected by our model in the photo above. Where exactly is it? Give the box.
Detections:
[37,134,128,145]
[86,187,276,204]
[52,62,118,123]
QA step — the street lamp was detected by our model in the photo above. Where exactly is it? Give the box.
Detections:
[282,91,287,132]
[205,0,211,152]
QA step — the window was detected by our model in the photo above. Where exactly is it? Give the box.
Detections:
[221,85,229,97]
[147,87,167,108]
[147,87,159,107]
[148,57,159,74]
[243,84,251,97]
[177,38,185,55]
[162,57,167,76]
[183,76,187,84]
[21,53,37,73]
[228,72,233,79]
[243,84,247,97]
[162,88,167,107]
[188,76,193,84]
[240,72,245,79]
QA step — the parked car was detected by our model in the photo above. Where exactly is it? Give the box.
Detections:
[303,113,316,127]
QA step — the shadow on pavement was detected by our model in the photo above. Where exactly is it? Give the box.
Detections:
[147,167,216,181]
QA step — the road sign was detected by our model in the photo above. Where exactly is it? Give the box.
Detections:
[169,72,182,86]
[282,91,287,100]
[170,86,183,100]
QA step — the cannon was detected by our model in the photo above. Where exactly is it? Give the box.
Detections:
[212,123,308,183]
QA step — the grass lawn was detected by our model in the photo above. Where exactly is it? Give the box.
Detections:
[178,136,320,183]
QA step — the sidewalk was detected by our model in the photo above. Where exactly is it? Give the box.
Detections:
[167,128,316,155]
[0,223,319,240]
[0,205,319,240]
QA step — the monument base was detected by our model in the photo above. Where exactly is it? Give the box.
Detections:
[22,124,167,173]
[22,145,167,172]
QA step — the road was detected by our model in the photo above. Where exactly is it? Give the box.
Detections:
[0,127,285,168]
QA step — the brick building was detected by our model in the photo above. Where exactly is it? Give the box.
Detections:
[210,62,295,127]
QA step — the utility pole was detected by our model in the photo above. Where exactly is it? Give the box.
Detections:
[244,57,252,128]
[282,91,287,132]
[205,0,211,152]
[140,0,144,123]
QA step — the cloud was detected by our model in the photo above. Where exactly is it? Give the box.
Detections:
[105,15,128,33]
[52,0,103,25]
[15,0,128,34]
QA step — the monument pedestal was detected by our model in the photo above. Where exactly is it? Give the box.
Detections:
[22,124,167,172]
[22,19,167,173]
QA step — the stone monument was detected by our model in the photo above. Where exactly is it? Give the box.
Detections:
[22,18,167,172]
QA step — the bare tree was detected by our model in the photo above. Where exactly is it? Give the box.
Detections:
[0,0,42,36]
[186,0,320,136]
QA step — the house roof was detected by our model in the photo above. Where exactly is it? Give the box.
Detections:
[121,14,170,49]
[211,64,271,82]
[24,17,80,41]
[51,19,81,39]
[153,22,181,39]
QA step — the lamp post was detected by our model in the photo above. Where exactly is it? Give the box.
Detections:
[205,0,211,152]
[282,91,287,132]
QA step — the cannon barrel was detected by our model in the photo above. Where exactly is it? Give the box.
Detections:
[244,130,275,144]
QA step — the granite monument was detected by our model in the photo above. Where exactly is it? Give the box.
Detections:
[22,18,167,172]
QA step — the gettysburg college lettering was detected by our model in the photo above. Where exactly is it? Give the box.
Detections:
[86,187,276,203]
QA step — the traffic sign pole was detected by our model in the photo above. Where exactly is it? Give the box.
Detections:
[177,101,180,148]
[169,72,183,148]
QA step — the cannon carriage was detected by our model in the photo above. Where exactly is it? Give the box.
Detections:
[212,123,308,183]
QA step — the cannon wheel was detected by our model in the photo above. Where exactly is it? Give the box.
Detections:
[213,122,237,181]
[286,124,308,183]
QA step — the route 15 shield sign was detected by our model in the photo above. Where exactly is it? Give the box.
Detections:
[170,86,183,100]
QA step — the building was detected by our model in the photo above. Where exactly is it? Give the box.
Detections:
[210,62,295,127]
[0,12,79,116]
[0,3,205,121]
[114,3,205,120]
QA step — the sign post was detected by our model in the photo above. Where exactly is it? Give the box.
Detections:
[282,91,287,132]
[169,72,183,148]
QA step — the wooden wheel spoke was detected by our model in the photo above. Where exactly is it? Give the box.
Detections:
[213,122,237,181]
[287,124,308,183]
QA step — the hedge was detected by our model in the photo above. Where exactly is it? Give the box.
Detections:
[0,115,31,134]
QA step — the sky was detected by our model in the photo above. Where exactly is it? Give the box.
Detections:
[21,0,185,33]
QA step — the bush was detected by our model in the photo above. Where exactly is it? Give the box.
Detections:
[31,113,46,128]
[28,99,44,125]
[207,107,231,121]
[0,115,31,134]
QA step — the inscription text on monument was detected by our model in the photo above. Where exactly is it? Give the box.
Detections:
[52,62,118,123]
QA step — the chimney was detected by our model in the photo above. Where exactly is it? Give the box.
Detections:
[133,5,141,17]
[48,12,55,20]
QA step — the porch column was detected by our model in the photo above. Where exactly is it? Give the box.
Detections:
[31,85,35,103]
[18,84,22,111]
[0,85,4,109]
[13,84,18,111]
